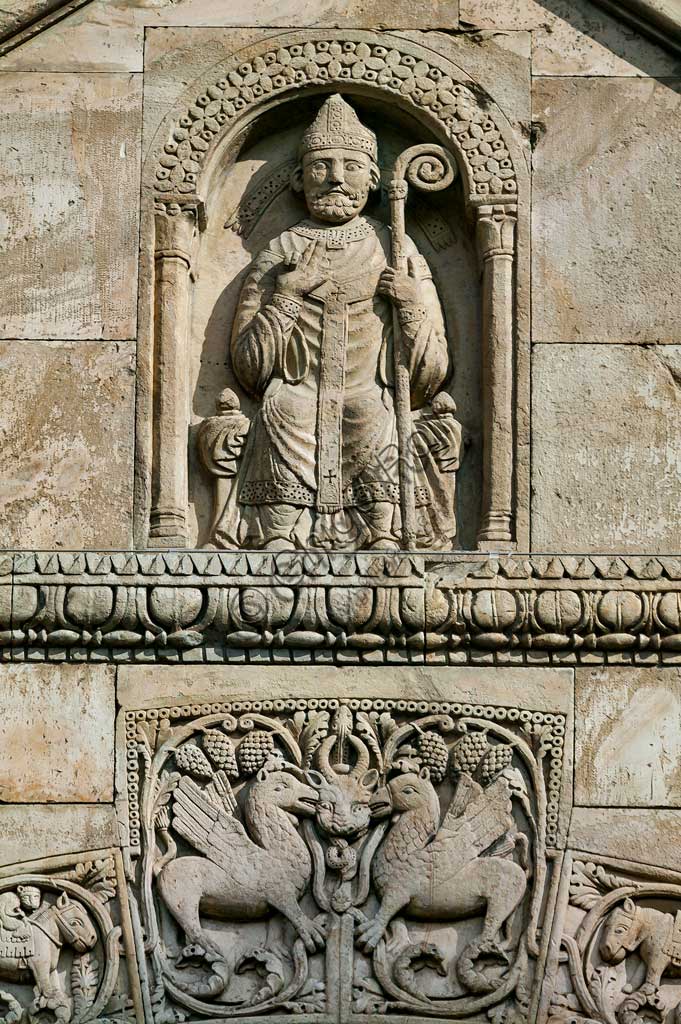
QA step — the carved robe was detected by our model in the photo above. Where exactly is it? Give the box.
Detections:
[230,215,452,548]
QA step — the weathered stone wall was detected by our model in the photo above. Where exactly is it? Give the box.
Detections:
[0,3,680,1024]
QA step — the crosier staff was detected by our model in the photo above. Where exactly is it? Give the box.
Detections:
[388,144,456,549]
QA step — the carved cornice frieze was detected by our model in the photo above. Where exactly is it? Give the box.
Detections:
[1,552,681,663]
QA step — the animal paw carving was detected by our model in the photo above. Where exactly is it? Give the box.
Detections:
[296,915,326,953]
[355,916,387,952]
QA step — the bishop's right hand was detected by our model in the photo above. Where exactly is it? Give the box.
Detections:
[275,242,327,299]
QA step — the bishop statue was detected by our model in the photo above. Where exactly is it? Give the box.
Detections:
[200,94,461,551]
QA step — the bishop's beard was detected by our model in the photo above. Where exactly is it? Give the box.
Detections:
[307,185,368,222]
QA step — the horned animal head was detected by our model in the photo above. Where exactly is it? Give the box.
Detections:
[308,733,379,838]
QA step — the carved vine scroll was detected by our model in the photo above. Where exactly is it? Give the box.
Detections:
[0,850,142,1024]
[123,694,566,1023]
[543,853,681,1024]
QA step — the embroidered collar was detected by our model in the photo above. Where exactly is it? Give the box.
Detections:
[292,217,377,249]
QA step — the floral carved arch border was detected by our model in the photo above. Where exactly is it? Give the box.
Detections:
[148,31,523,205]
[140,29,529,553]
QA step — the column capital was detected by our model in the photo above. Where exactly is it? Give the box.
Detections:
[154,197,204,266]
[475,203,517,261]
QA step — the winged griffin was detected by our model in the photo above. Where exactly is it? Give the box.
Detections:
[155,768,323,997]
[358,765,528,992]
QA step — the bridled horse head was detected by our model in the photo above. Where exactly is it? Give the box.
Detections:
[600,898,640,964]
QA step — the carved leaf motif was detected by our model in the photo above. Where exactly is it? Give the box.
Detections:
[282,978,326,1014]
[136,721,157,759]
[298,711,330,768]
[70,858,117,903]
[287,712,307,741]
[570,861,638,910]
[550,992,582,1012]
[587,964,622,1024]
[152,771,181,822]
[156,718,175,751]
[352,976,387,1015]
[150,975,182,1024]
[355,712,384,770]
[377,712,398,741]
[71,951,99,1023]
[488,999,531,1024]
[0,988,22,1024]
[235,947,286,1006]
[521,721,554,758]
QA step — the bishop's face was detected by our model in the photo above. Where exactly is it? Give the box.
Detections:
[301,148,377,224]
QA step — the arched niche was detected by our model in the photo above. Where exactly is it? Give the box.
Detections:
[137,29,529,552]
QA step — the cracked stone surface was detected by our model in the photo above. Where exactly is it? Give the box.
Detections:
[575,667,681,806]
[0,341,135,548]
[532,76,681,344]
[0,72,142,339]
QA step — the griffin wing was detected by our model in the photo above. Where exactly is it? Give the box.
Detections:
[172,775,255,867]
[429,774,514,884]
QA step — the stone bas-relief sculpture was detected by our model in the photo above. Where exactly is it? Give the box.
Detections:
[544,853,681,1024]
[199,94,462,553]
[126,695,566,1022]
[9,551,681,665]
[0,852,141,1024]
[149,31,523,550]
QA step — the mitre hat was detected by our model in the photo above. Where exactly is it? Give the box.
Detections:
[299,94,377,160]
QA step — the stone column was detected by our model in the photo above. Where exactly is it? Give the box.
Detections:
[149,200,199,548]
[475,203,516,549]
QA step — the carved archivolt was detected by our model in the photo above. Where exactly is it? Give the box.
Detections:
[123,696,566,1021]
[151,34,520,203]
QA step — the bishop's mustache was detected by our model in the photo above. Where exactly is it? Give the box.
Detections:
[315,184,361,198]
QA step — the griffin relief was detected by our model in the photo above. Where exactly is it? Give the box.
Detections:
[128,697,565,1022]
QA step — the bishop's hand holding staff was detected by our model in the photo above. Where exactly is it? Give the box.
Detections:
[200,94,461,551]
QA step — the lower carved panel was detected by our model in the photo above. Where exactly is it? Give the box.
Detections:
[0,850,142,1024]
[122,694,570,1023]
[542,852,681,1024]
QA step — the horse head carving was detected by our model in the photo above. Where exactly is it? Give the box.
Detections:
[52,892,98,954]
[600,898,639,963]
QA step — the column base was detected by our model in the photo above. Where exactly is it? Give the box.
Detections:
[477,511,514,549]
[149,509,188,548]
[147,535,189,549]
